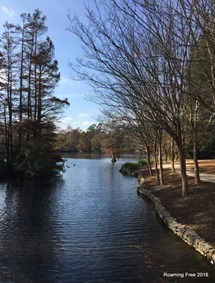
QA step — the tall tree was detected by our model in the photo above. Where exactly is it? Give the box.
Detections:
[0,9,69,177]
[0,22,18,160]
[68,0,192,196]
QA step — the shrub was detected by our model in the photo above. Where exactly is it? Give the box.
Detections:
[13,142,64,178]
[120,159,148,176]
[120,161,140,175]
[123,162,139,170]
[138,159,147,166]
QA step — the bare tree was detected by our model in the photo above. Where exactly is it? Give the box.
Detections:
[68,0,215,196]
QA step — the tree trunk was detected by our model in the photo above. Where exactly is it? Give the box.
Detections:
[27,61,32,141]
[171,138,175,173]
[111,146,116,162]
[176,138,188,197]
[158,136,164,186]
[146,145,153,176]
[3,104,10,160]
[193,130,200,184]
[19,29,24,146]
[153,144,159,182]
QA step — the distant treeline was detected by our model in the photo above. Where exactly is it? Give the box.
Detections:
[55,123,215,159]
[55,123,138,154]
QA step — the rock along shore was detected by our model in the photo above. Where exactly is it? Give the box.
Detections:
[137,185,215,265]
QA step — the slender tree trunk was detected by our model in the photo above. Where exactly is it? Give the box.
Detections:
[192,101,200,184]
[146,145,153,176]
[19,81,23,145]
[7,77,13,158]
[27,61,32,141]
[37,67,43,140]
[19,29,25,146]
[176,138,188,197]
[193,130,200,184]
[153,144,159,182]
[171,138,175,173]
[158,135,164,186]
[3,104,9,160]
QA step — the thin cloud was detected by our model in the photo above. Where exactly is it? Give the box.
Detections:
[56,115,94,131]
[80,120,92,128]
[56,116,73,130]
[0,6,16,17]
[79,113,90,118]
[59,76,71,85]
[71,120,92,130]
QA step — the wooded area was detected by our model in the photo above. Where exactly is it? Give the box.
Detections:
[0,9,69,178]
[56,122,214,159]
[1,2,214,187]
[56,123,139,154]
[68,0,215,197]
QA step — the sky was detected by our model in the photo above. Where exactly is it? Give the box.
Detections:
[0,0,101,131]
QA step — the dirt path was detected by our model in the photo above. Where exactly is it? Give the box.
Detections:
[162,159,215,183]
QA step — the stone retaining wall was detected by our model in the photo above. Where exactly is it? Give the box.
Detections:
[138,187,215,265]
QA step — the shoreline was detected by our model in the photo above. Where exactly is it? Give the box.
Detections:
[137,186,215,265]
[120,160,215,265]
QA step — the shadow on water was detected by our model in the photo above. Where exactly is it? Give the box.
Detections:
[0,177,65,282]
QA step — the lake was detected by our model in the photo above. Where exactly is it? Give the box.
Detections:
[0,154,214,282]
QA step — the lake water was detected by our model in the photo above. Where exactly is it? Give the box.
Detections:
[0,155,214,282]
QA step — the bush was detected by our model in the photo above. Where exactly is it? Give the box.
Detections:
[120,161,140,175]
[13,142,64,178]
[120,158,149,176]
[198,140,215,159]
[138,159,147,166]
[123,162,139,170]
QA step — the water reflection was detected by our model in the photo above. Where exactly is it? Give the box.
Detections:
[0,178,63,282]
[0,157,214,282]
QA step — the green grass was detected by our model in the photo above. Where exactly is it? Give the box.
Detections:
[137,159,147,166]
[120,159,148,175]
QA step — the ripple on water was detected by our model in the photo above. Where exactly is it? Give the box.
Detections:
[0,157,214,282]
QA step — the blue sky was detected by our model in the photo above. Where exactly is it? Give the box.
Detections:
[0,0,101,131]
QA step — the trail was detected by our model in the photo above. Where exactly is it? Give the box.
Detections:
[162,160,215,183]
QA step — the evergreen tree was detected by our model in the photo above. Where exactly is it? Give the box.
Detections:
[0,9,69,178]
